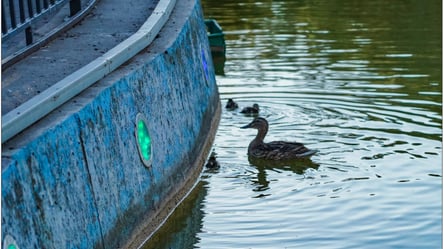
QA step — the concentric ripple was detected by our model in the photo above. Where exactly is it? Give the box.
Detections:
[141,1,441,248]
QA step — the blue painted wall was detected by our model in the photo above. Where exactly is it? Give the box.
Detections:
[1,0,220,248]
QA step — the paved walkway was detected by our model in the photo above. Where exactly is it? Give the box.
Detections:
[2,0,159,115]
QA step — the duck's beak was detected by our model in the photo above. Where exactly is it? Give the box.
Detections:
[240,123,252,129]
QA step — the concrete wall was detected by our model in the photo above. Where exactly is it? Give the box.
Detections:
[1,0,220,248]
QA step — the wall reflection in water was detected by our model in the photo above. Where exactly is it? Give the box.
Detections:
[141,181,207,249]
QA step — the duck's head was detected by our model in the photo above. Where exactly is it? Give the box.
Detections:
[252,103,259,110]
[226,98,238,109]
[241,117,268,130]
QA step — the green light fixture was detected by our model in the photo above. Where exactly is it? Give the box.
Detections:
[3,235,18,249]
[136,113,152,167]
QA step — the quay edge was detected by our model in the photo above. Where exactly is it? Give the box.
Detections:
[1,0,220,248]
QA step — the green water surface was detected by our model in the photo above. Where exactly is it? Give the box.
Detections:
[143,0,442,248]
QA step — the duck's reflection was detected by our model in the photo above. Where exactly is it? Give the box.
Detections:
[248,156,319,192]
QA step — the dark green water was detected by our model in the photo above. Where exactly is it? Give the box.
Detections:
[142,0,442,248]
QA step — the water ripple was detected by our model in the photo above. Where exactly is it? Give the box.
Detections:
[142,0,442,248]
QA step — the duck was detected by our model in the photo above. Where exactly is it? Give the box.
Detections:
[241,117,317,160]
[225,98,238,110]
[205,151,220,169]
[240,103,259,114]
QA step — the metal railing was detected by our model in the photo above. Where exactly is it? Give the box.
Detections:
[2,0,97,69]
[2,0,81,45]
[2,0,177,143]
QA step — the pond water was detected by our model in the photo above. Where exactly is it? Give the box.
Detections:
[142,0,442,248]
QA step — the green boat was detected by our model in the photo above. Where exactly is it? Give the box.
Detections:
[205,19,226,53]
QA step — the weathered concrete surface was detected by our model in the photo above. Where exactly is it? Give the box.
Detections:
[1,0,98,68]
[2,0,220,248]
[1,0,160,115]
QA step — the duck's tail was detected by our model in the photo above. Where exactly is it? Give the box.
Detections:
[298,149,318,158]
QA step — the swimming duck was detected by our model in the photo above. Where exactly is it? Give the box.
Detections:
[205,151,220,169]
[240,103,259,114]
[225,98,238,110]
[241,117,317,160]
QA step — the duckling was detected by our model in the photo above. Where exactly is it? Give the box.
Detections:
[225,98,238,110]
[240,103,259,114]
[241,117,317,160]
[205,151,220,169]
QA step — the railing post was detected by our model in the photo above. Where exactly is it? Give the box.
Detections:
[35,0,41,13]
[43,0,49,9]
[69,0,81,17]
[18,0,26,22]
[8,0,17,29]
[25,26,33,45]
[2,2,7,34]
[27,0,34,18]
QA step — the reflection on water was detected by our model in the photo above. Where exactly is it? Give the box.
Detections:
[141,181,206,249]
[141,0,441,248]
[248,156,320,193]
[212,51,226,75]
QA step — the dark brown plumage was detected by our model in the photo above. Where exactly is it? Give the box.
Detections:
[205,152,220,169]
[225,98,238,110]
[241,117,317,160]
[240,103,259,114]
